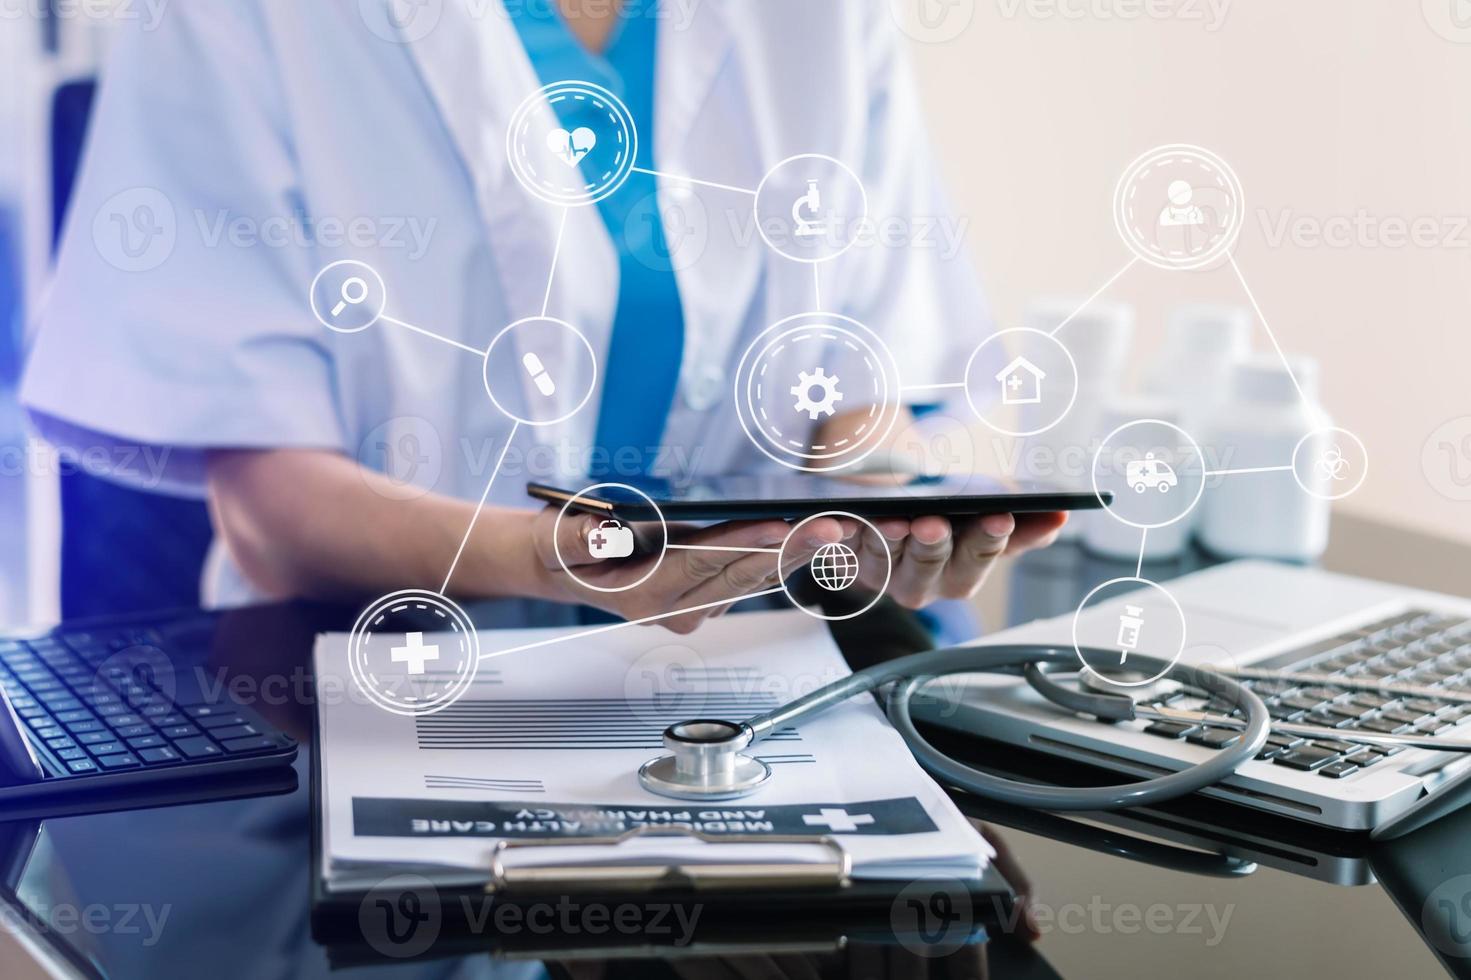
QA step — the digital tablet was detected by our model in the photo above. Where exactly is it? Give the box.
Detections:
[527,473,1112,522]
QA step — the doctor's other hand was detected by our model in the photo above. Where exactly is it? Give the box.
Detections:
[530,509,848,634]
[854,511,1068,609]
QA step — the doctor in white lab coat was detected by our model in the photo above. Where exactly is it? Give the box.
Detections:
[21,0,1064,629]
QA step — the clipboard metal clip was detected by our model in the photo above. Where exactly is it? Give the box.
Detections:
[487,825,853,895]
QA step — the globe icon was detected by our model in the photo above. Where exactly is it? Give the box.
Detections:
[810,542,861,592]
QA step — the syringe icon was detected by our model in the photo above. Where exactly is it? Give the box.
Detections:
[1116,605,1145,664]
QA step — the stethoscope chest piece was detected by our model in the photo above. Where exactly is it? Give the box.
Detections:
[638,720,772,801]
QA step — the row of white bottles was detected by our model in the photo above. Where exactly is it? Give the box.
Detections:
[1018,299,1333,562]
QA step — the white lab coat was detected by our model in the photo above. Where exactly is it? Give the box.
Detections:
[21,0,993,607]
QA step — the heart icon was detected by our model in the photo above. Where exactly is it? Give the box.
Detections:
[546,127,596,167]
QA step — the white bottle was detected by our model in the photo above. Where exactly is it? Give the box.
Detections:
[1018,298,1134,541]
[1140,304,1252,434]
[1196,354,1331,560]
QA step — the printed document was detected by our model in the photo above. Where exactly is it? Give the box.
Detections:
[316,609,992,892]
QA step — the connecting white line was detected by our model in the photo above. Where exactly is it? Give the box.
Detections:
[1227,254,1309,406]
[1048,257,1139,336]
[542,207,569,318]
[631,166,757,197]
[1204,464,1294,477]
[378,315,486,358]
[476,586,787,662]
[1135,527,1148,579]
[667,543,784,555]
[441,421,521,594]
[812,264,822,311]
[901,380,968,393]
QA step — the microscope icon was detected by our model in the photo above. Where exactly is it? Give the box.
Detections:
[792,179,829,239]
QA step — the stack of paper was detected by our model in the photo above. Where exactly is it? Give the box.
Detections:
[316,609,992,892]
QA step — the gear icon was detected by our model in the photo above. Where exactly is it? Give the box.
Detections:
[790,367,843,420]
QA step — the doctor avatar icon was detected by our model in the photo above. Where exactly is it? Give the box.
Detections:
[587,520,636,560]
[348,590,480,716]
[755,154,868,263]
[1114,144,1243,270]
[506,80,637,207]
[996,356,1045,406]
[311,259,387,334]
[810,542,861,592]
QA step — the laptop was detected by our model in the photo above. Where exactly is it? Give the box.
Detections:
[918,560,1471,832]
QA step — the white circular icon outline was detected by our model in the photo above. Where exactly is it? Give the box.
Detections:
[505,80,638,207]
[1113,144,1245,271]
[1092,418,1207,530]
[754,153,870,264]
[348,589,480,716]
[733,313,903,474]
[1293,426,1369,500]
[482,315,599,428]
[1072,576,1188,688]
[963,327,1080,438]
[551,482,669,595]
[311,259,389,334]
[778,511,892,622]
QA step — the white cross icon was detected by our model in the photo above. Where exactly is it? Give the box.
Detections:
[801,808,875,833]
[1007,373,1024,392]
[389,631,440,676]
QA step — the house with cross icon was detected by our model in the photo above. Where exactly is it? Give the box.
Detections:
[995,355,1046,406]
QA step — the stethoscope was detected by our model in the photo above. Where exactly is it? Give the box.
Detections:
[638,643,1471,809]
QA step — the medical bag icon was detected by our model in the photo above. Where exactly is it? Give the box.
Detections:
[587,520,635,560]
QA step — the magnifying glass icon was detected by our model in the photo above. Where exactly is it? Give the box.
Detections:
[331,277,369,317]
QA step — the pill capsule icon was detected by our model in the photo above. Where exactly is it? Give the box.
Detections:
[521,352,557,397]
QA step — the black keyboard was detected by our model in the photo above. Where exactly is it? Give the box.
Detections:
[1142,609,1471,780]
[0,621,295,792]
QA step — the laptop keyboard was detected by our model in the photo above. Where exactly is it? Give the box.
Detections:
[1142,609,1471,780]
[0,624,292,778]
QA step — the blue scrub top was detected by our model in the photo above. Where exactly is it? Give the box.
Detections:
[510,2,684,478]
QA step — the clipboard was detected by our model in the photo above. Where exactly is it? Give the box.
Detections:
[307,728,1018,962]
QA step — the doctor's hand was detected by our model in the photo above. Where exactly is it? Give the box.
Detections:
[853,511,1068,609]
[529,508,850,634]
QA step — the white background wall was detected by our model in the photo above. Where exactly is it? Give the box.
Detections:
[902,0,1471,544]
